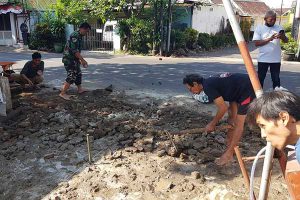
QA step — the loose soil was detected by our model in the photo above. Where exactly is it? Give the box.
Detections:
[0,88,288,200]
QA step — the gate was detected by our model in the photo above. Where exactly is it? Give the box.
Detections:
[75,21,114,52]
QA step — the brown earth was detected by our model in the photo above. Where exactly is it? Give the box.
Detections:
[0,88,288,200]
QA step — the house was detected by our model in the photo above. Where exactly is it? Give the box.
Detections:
[232,0,289,31]
[177,0,290,35]
[191,0,230,34]
[0,0,56,47]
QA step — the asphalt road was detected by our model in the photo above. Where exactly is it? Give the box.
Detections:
[0,45,299,98]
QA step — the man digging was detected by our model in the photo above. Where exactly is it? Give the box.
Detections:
[59,22,91,100]
[11,52,44,89]
[183,73,255,165]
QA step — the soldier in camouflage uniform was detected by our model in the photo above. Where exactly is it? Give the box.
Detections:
[59,22,91,100]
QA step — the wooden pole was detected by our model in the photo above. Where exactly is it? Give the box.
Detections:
[0,76,12,111]
[234,146,256,199]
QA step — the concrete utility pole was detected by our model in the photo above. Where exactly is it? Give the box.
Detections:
[222,0,275,199]
[279,0,284,25]
[166,0,172,54]
[159,0,164,56]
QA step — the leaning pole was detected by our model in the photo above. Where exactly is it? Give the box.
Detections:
[221,0,274,199]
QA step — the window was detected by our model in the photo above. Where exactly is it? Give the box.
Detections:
[105,25,113,32]
[0,14,11,31]
[210,8,213,12]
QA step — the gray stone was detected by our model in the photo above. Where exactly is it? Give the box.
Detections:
[57,135,67,143]
[68,123,76,130]
[19,121,31,128]
[60,143,69,151]
[44,153,55,159]
[41,119,49,124]
[215,135,225,144]
[124,125,131,131]
[88,122,97,128]
[134,133,142,138]
[68,144,75,150]
[192,142,207,149]
[63,127,70,135]
[187,149,198,155]
[18,151,26,157]
[49,135,57,141]
[81,118,89,126]
[87,129,94,134]
[157,150,166,157]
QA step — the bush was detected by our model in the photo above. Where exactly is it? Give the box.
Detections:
[282,33,298,54]
[29,23,54,50]
[198,33,213,50]
[171,29,186,49]
[29,12,66,51]
[50,18,66,44]
[117,17,152,54]
[283,23,292,33]
[184,28,199,49]
[198,32,236,50]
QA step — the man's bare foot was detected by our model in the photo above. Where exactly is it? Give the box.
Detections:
[59,93,74,100]
[78,88,89,94]
[215,152,234,166]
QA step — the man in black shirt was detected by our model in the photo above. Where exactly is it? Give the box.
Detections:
[183,73,255,165]
[12,52,44,87]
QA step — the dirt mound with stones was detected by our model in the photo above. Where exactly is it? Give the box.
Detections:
[0,89,288,200]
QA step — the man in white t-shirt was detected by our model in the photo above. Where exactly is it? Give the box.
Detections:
[252,10,288,90]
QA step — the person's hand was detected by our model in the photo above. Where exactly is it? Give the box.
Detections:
[81,60,88,68]
[27,80,34,86]
[228,118,235,127]
[268,33,277,41]
[277,33,285,40]
[37,70,43,76]
[205,122,216,133]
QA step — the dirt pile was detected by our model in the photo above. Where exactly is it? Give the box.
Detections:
[0,89,288,200]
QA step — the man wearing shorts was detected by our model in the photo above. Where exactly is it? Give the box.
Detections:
[59,22,91,100]
[183,73,255,165]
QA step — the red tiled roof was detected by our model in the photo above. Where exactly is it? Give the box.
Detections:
[0,5,22,14]
[211,0,223,4]
[273,8,291,16]
[234,0,271,16]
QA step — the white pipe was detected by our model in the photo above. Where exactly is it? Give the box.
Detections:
[250,146,267,200]
[258,142,274,200]
[222,0,244,43]
[221,1,274,199]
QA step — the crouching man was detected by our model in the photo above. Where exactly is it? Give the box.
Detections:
[247,90,300,164]
[12,52,44,88]
[183,73,255,165]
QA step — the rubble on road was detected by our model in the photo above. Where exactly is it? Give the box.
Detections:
[0,88,288,200]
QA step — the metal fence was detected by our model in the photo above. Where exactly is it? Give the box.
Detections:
[76,23,114,52]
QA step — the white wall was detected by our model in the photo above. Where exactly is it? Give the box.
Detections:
[251,16,290,31]
[192,5,229,34]
[10,13,17,45]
